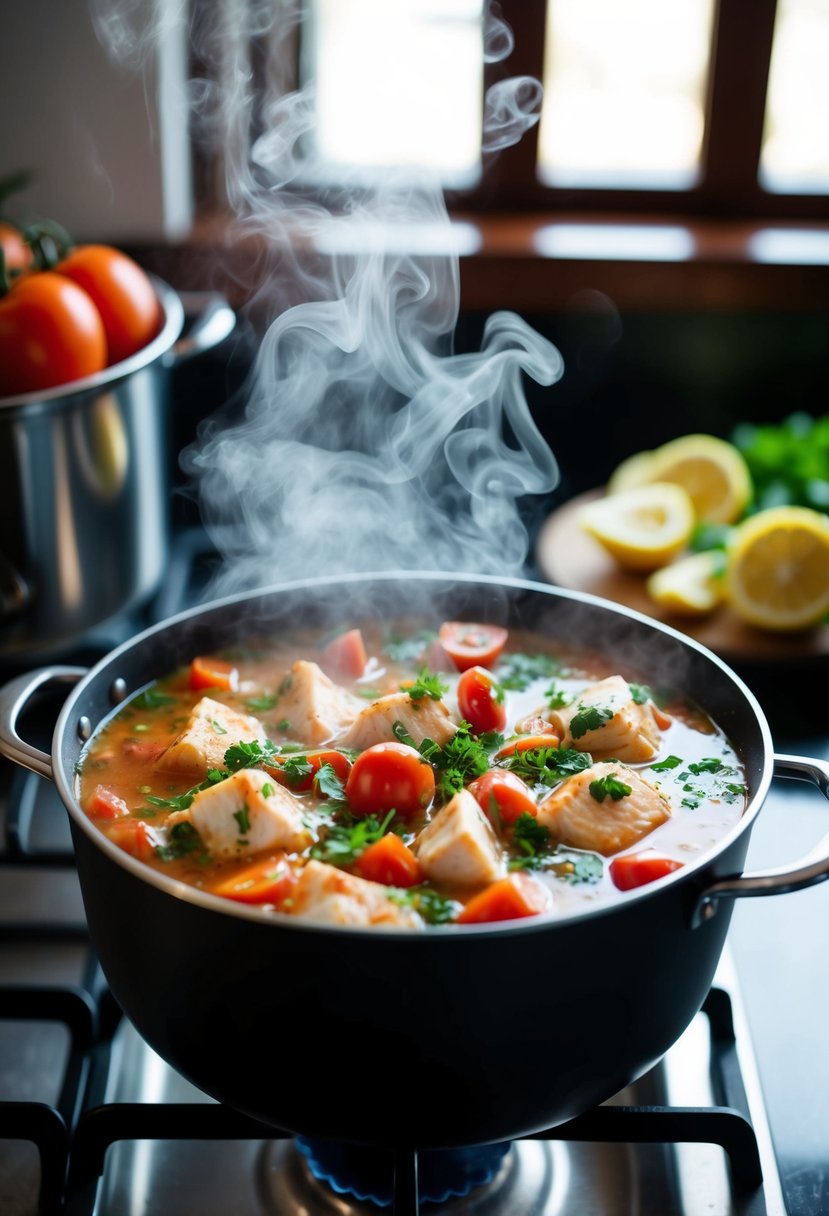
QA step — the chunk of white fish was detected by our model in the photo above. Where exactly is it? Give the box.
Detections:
[415,788,506,886]
[550,675,663,763]
[288,859,423,928]
[276,660,363,746]
[537,760,670,856]
[339,690,457,750]
[183,768,311,859]
[156,697,264,778]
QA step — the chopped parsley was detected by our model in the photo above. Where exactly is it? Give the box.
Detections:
[544,682,572,710]
[357,686,384,699]
[314,762,348,805]
[507,815,603,886]
[550,850,604,884]
[310,809,396,866]
[262,783,275,798]
[569,704,614,740]
[156,821,204,862]
[418,722,504,801]
[502,745,592,788]
[246,693,278,712]
[588,772,632,803]
[511,812,551,858]
[223,739,279,771]
[233,806,251,835]
[211,719,228,735]
[629,683,651,705]
[144,767,227,812]
[134,688,175,710]
[276,718,291,732]
[388,885,461,925]
[688,757,731,775]
[278,755,314,786]
[651,754,683,772]
[406,668,449,702]
[496,652,563,692]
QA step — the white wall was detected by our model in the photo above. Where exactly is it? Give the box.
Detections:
[0,0,192,242]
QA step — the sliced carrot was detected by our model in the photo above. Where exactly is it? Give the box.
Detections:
[107,817,156,862]
[495,733,561,760]
[320,629,367,681]
[88,784,130,819]
[357,834,424,888]
[188,655,238,692]
[456,873,549,924]
[210,857,299,906]
[652,705,673,731]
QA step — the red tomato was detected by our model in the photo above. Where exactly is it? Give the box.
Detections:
[357,833,424,887]
[88,784,130,819]
[345,742,435,819]
[0,271,107,396]
[107,817,156,862]
[320,629,367,680]
[438,622,508,672]
[609,851,684,891]
[456,873,549,924]
[189,656,238,692]
[266,749,352,793]
[468,770,537,826]
[210,858,298,906]
[57,244,161,365]
[457,666,507,734]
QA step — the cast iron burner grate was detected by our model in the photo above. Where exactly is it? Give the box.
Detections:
[0,937,768,1216]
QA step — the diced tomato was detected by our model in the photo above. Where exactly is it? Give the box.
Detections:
[457,666,507,735]
[609,851,684,891]
[495,733,561,760]
[188,656,238,692]
[320,629,368,680]
[88,784,130,819]
[345,742,436,819]
[265,749,352,793]
[438,622,508,672]
[468,770,537,826]
[122,738,167,763]
[456,873,550,924]
[107,817,156,862]
[210,858,299,906]
[356,833,424,887]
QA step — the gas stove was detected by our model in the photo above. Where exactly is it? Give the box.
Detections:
[1,533,827,1216]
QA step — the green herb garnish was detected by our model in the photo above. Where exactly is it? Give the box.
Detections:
[278,755,314,786]
[588,772,633,803]
[629,683,651,705]
[383,631,437,663]
[134,688,175,710]
[496,653,563,692]
[223,739,279,771]
[388,885,462,924]
[156,821,204,862]
[544,682,572,710]
[233,806,251,834]
[406,668,449,702]
[569,704,613,739]
[310,809,396,866]
[503,746,592,787]
[246,693,278,712]
[651,754,683,772]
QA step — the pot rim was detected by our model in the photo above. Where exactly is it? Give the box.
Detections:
[0,276,184,413]
[53,570,776,939]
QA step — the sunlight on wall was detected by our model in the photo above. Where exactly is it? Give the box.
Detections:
[761,0,829,193]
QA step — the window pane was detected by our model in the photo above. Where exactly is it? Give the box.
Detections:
[760,0,829,193]
[306,0,483,184]
[537,0,715,188]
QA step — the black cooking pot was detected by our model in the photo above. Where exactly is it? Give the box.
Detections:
[1,573,827,1149]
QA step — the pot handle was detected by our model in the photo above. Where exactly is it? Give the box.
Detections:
[691,753,829,928]
[168,292,236,366]
[0,667,86,781]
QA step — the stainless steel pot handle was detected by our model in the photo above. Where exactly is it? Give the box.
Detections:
[0,667,86,781]
[168,292,236,366]
[692,752,829,928]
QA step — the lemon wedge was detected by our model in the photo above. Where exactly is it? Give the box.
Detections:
[607,449,656,495]
[725,506,829,631]
[647,551,726,617]
[645,434,752,525]
[580,483,695,572]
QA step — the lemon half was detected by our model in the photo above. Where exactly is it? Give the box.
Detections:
[646,434,751,525]
[726,506,829,631]
[580,483,695,572]
[647,551,726,617]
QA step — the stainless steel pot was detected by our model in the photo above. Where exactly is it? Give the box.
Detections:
[0,279,235,659]
[0,573,827,1149]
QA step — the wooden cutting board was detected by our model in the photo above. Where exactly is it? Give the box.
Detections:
[536,489,829,664]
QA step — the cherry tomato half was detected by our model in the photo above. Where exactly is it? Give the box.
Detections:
[188,656,238,692]
[0,271,107,396]
[457,665,507,735]
[57,244,161,365]
[357,833,423,887]
[609,851,684,891]
[345,742,435,819]
[468,769,537,826]
[438,622,508,672]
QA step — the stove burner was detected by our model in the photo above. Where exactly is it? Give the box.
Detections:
[294,1136,512,1207]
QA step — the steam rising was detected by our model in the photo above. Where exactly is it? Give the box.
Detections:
[94,1,564,594]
